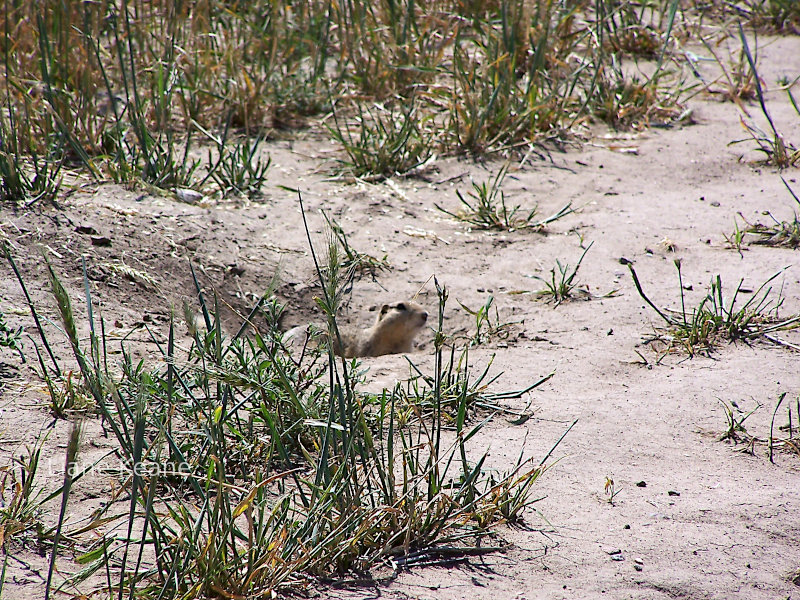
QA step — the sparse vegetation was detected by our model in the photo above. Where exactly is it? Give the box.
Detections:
[321,210,390,281]
[718,399,759,448]
[717,394,800,462]
[727,178,800,250]
[532,242,594,305]
[697,33,758,105]
[437,163,574,232]
[457,295,517,347]
[727,24,800,168]
[769,392,800,462]
[0,309,23,361]
[0,207,563,597]
[328,99,436,180]
[625,258,800,356]
[3,1,800,597]
[604,476,621,505]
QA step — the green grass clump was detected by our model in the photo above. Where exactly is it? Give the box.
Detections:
[727,179,800,251]
[726,24,800,168]
[437,163,573,231]
[729,0,800,33]
[0,436,47,546]
[533,242,594,305]
[625,258,800,357]
[327,99,435,180]
[0,208,563,596]
[457,295,518,347]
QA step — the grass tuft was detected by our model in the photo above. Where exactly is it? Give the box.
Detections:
[727,178,800,250]
[437,163,573,232]
[327,99,435,180]
[625,258,800,356]
[533,242,594,305]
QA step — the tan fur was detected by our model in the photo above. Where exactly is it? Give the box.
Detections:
[333,301,428,358]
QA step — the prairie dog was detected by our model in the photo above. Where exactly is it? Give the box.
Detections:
[333,301,428,358]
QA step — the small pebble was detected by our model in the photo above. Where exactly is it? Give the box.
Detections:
[176,188,203,204]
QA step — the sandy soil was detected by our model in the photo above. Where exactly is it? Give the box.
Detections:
[1,35,799,600]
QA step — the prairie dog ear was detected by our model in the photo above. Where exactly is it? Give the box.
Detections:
[378,304,391,320]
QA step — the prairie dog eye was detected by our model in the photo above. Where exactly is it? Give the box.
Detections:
[395,303,407,311]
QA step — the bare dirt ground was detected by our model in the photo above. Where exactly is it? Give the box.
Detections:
[1,36,799,600]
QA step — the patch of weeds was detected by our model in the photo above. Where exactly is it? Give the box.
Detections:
[624,258,800,356]
[457,295,517,347]
[320,210,390,281]
[3,195,565,597]
[728,178,800,250]
[0,76,63,204]
[717,394,800,461]
[48,371,96,418]
[0,309,24,361]
[737,0,800,33]
[437,163,573,232]
[0,434,48,547]
[718,399,759,451]
[604,475,622,505]
[531,242,594,305]
[199,124,272,198]
[327,99,435,180]
[769,392,800,462]
[728,24,800,168]
[600,0,663,59]
[593,67,682,130]
[696,33,757,106]
[401,342,553,420]
[446,16,537,155]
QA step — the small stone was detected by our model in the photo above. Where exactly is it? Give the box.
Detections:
[634,564,643,571]
[176,188,203,204]
[667,490,680,497]
[611,554,625,562]
[604,547,622,555]
[636,481,647,487]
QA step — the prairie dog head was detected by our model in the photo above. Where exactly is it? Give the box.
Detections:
[375,301,428,333]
